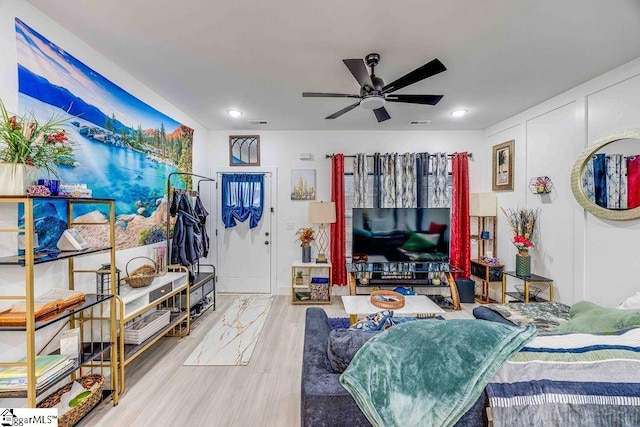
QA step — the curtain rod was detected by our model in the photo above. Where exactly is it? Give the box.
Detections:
[325,153,473,159]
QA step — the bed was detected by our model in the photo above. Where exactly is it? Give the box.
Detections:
[487,327,640,426]
[475,301,640,426]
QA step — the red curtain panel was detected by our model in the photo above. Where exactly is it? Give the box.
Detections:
[330,154,347,286]
[627,155,640,209]
[450,152,470,277]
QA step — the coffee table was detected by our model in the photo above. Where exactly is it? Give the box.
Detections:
[341,295,445,325]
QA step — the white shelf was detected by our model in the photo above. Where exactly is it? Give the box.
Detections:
[119,272,188,320]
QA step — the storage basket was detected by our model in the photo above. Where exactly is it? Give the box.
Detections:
[310,283,329,301]
[124,310,171,345]
[370,290,405,309]
[37,374,104,427]
[123,256,157,288]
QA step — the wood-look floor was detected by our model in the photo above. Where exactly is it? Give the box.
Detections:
[79,294,475,427]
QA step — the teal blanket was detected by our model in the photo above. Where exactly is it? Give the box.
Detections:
[339,319,537,427]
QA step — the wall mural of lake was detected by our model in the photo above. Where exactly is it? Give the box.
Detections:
[15,18,193,250]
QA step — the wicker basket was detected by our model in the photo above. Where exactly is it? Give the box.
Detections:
[370,290,405,309]
[123,256,157,288]
[37,374,104,427]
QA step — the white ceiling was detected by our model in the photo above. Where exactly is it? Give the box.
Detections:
[25,0,640,131]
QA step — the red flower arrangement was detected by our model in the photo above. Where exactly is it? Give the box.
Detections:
[501,207,539,254]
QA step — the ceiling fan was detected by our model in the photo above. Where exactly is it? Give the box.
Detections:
[302,53,446,122]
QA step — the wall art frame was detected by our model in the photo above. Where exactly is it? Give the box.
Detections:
[492,140,514,191]
[290,169,316,200]
[229,135,260,166]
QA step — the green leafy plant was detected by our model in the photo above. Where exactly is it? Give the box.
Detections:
[0,99,76,177]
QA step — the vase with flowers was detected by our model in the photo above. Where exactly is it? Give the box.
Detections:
[296,227,315,263]
[501,207,539,277]
[0,100,76,195]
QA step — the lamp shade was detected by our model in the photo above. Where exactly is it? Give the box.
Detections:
[308,201,336,224]
[469,192,497,216]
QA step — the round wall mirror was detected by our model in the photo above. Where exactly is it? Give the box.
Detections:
[570,129,640,220]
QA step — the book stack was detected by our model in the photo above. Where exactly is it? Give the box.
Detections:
[0,288,85,326]
[0,355,75,393]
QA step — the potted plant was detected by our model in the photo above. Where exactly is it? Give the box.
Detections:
[501,207,540,277]
[296,227,315,263]
[295,270,304,285]
[0,100,76,195]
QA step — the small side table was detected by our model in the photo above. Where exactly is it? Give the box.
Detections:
[502,271,553,303]
[291,260,332,305]
[470,259,504,303]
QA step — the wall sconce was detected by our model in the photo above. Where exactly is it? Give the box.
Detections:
[529,176,553,194]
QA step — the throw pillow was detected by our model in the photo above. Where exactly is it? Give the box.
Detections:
[427,221,447,235]
[327,330,380,373]
[556,301,640,333]
[617,292,640,310]
[401,232,439,252]
[349,310,394,331]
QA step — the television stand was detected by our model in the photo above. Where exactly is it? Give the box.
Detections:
[347,262,462,310]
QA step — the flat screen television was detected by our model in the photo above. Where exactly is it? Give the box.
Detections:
[351,207,451,262]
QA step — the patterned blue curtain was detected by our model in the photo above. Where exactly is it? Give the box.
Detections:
[221,173,264,228]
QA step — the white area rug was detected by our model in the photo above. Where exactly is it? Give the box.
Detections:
[183,294,274,366]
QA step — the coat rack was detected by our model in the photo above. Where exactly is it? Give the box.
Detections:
[166,172,215,275]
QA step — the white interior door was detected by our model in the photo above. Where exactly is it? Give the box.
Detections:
[216,173,272,293]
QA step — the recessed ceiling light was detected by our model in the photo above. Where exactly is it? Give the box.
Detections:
[227,109,243,118]
[450,109,468,117]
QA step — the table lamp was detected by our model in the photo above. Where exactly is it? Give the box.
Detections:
[469,192,497,217]
[308,201,336,263]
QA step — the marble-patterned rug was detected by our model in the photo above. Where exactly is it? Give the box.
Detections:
[183,294,274,366]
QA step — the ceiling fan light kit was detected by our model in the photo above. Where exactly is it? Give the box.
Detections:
[360,96,385,110]
[302,53,446,123]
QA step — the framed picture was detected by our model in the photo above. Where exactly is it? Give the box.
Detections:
[229,135,260,166]
[492,140,514,191]
[291,169,316,200]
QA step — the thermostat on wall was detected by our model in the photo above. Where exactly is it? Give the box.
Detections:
[57,228,89,251]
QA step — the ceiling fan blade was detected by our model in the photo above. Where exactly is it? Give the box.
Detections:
[325,101,361,119]
[373,107,391,122]
[385,94,444,105]
[302,92,360,98]
[343,59,373,89]
[382,58,446,94]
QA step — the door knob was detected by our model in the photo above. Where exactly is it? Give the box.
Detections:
[265,232,270,236]
[264,241,270,245]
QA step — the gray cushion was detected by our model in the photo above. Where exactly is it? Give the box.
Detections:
[327,329,380,373]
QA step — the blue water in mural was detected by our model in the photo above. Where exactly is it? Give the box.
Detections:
[57,129,177,217]
[21,94,178,218]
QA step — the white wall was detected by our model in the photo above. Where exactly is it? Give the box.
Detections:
[207,130,485,294]
[0,0,210,371]
[485,57,640,307]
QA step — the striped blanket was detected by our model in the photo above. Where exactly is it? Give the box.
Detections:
[487,327,640,426]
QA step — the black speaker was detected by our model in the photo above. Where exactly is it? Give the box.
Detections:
[455,278,476,303]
